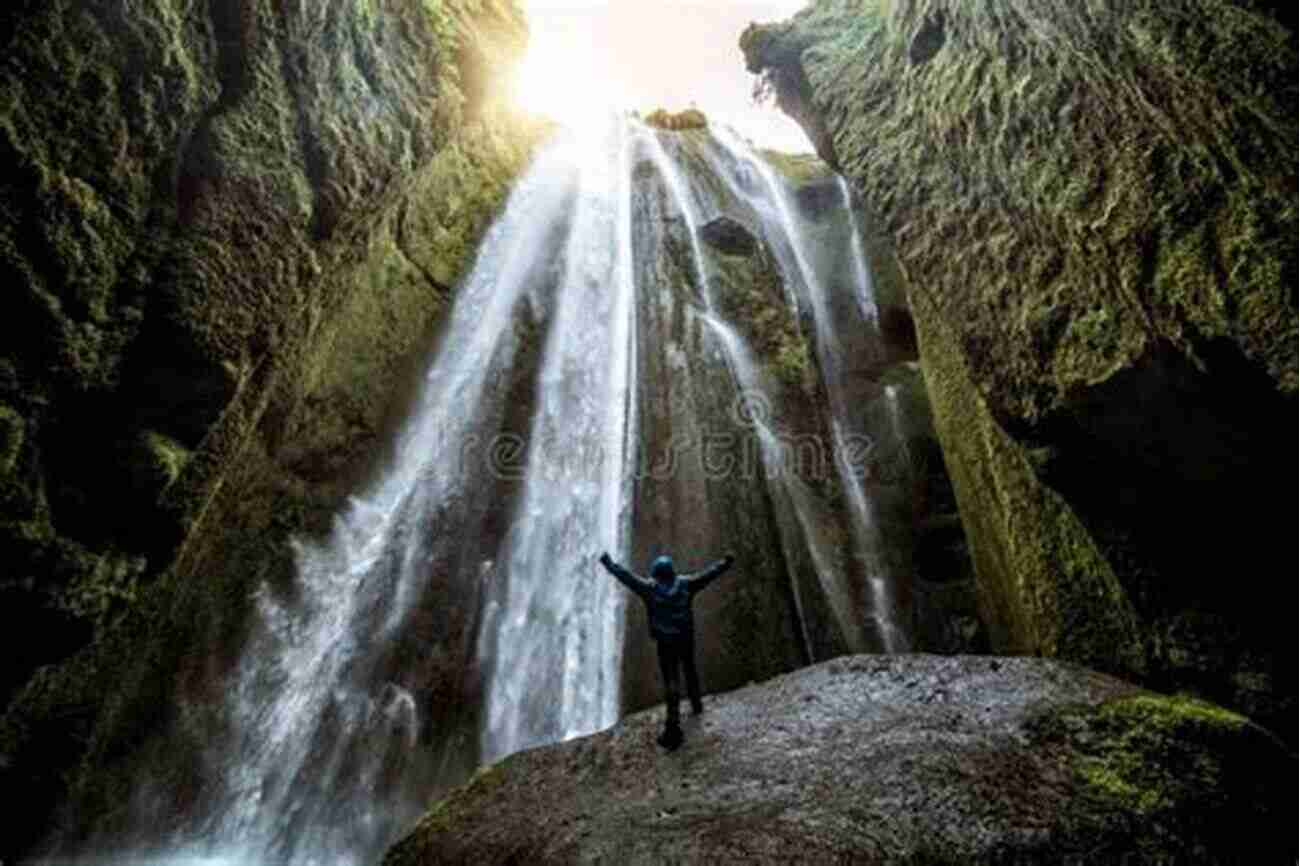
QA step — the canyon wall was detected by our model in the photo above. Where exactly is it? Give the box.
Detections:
[0,1,547,856]
[743,0,1297,738]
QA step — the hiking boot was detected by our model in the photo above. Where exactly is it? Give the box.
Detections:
[657,722,684,751]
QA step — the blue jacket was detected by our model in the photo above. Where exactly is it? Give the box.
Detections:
[600,555,733,640]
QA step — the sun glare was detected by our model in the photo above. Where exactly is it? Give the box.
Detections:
[514,1,816,151]
[509,23,625,132]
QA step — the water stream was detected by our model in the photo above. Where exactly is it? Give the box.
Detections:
[708,126,911,652]
[476,119,637,763]
[42,116,912,866]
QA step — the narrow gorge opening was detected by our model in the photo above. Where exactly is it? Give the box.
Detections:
[4,1,1291,864]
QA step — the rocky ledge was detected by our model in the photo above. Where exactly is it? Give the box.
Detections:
[384,655,1292,865]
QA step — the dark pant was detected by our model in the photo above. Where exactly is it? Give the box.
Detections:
[656,632,702,727]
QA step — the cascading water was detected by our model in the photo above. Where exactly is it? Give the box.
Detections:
[46,131,592,866]
[632,128,863,660]
[476,119,637,763]
[41,115,914,866]
[707,126,912,653]
[839,175,879,321]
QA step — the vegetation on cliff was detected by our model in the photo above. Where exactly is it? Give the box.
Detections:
[643,107,709,131]
[0,0,547,857]
[743,0,1297,740]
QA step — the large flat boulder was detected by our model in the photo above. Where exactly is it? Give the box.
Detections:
[385,655,1292,865]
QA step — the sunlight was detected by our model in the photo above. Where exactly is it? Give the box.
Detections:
[509,19,625,133]
[514,1,816,151]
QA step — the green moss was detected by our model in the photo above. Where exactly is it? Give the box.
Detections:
[1064,307,1113,349]
[1151,216,1226,346]
[758,150,831,186]
[1036,693,1252,815]
[0,1,546,854]
[742,0,885,79]
[131,430,192,494]
[58,545,148,632]
[753,0,1296,405]
[745,0,1295,739]
[907,260,1145,674]
[413,112,551,288]
[0,404,23,476]
[419,760,509,834]
[644,107,708,131]
[714,264,813,392]
[772,337,813,388]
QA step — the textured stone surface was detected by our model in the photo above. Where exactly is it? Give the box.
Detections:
[384,655,1293,865]
[699,215,758,256]
[742,0,1297,739]
[758,146,982,658]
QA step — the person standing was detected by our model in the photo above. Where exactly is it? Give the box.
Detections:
[598,551,735,750]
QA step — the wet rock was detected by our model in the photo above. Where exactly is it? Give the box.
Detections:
[698,216,758,256]
[620,134,828,711]
[384,656,1293,865]
[793,177,839,216]
[876,305,918,360]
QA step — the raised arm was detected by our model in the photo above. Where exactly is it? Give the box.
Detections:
[599,552,652,598]
[684,553,735,595]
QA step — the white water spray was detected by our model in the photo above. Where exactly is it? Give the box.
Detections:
[477,117,637,762]
[710,125,911,653]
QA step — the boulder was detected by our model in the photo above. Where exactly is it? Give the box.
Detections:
[385,655,1293,865]
[699,216,758,256]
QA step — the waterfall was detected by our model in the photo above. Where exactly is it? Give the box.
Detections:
[42,115,913,866]
[631,129,845,663]
[476,118,637,763]
[839,176,879,321]
[48,132,593,866]
[709,126,911,653]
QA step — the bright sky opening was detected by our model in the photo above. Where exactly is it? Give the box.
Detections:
[512,0,813,152]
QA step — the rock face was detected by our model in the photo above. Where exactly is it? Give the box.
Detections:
[699,216,758,256]
[742,0,1297,738]
[0,0,546,858]
[383,655,1294,865]
[643,107,709,131]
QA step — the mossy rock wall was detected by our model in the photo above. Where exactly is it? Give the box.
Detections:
[0,0,547,857]
[743,0,1296,738]
[758,146,984,657]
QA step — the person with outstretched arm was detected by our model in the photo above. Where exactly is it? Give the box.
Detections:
[598,550,735,751]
